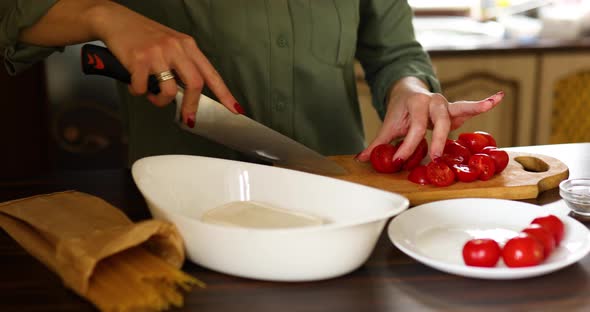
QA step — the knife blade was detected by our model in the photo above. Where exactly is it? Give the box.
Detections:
[80,44,348,175]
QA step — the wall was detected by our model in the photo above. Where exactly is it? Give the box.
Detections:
[0,60,49,179]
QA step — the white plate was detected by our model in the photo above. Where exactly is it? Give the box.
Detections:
[388,198,590,279]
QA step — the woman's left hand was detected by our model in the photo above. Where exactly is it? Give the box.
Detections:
[355,77,504,163]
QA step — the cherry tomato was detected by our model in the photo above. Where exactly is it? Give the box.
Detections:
[462,238,501,267]
[426,159,456,187]
[522,223,556,259]
[474,131,497,147]
[458,132,490,154]
[401,138,428,171]
[481,146,509,174]
[369,144,400,173]
[468,153,496,181]
[452,164,481,183]
[442,140,471,166]
[408,165,430,185]
[531,214,565,245]
[502,233,544,267]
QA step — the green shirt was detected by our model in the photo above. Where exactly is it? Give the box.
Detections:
[1,0,440,164]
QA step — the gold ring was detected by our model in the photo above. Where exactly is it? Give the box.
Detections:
[155,70,175,83]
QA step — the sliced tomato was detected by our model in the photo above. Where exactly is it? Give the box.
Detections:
[426,159,456,187]
[369,144,400,173]
[442,140,471,166]
[462,238,501,267]
[408,165,430,185]
[474,131,497,147]
[458,132,490,154]
[468,153,496,181]
[522,224,556,259]
[481,146,509,174]
[502,233,544,268]
[452,164,481,183]
[402,138,428,171]
[531,214,565,245]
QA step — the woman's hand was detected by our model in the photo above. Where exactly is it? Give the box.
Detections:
[19,0,241,127]
[355,77,504,163]
[89,2,242,127]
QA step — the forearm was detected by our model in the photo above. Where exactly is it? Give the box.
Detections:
[19,0,118,46]
[356,0,440,120]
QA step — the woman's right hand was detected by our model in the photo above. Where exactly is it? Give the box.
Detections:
[90,2,243,127]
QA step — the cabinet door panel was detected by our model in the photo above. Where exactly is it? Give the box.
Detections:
[355,55,536,148]
[433,56,536,147]
[539,53,590,145]
[439,72,518,147]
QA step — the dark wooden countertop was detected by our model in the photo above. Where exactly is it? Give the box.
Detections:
[1,143,589,312]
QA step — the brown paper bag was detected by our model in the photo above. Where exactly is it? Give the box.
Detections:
[0,190,203,311]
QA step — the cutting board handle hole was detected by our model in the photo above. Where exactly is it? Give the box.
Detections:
[514,156,549,172]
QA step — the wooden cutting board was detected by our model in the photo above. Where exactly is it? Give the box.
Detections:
[326,151,569,206]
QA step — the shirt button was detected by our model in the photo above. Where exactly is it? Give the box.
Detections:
[274,101,286,111]
[276,36,288,48]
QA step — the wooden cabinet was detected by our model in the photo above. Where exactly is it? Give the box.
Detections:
[432,55,537,147]
[356,55,537,148]
[357,47,590,148]
[537,52,590,144]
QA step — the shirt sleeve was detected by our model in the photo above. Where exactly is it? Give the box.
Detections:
[0,0,62,75]
[355,0,441,120]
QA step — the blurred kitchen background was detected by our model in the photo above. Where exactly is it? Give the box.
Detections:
[2,0,590,179]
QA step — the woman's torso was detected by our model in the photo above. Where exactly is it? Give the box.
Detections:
[117,0,366,164]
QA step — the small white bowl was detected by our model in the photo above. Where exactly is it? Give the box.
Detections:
[560,178,590,217]
[132,155,409,282]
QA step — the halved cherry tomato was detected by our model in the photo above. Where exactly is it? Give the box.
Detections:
[481,146,509,174]
[468,153,496,181]
[502,233,544,267]
[462,238,501,267]
[408,165,430,185]
[426,159,455,187]
[474,131,497,147]
[452,164,481,183]
[458,132,490,154]
[442,140,471,166]
[370,144,401,173]
[400,138,428,171]
[522,223,556,259]
[531,214,565,245]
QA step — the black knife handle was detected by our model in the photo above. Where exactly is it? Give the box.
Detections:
[81,44,161,94]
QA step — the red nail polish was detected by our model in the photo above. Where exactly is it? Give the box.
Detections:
[234,102,245,115]
[187,115,195,128]
[392,158,404,172]
[353,152,362,161]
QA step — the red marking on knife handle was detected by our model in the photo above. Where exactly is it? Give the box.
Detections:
[92,54,104,70]
[85,53,104,70]
[80,44,160,93]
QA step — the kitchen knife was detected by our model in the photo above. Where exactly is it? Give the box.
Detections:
[80,44,348,175]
